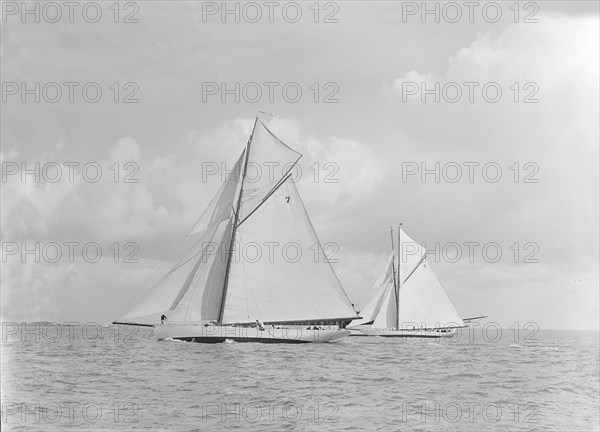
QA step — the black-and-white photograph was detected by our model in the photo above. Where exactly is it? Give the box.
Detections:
[1,1,599,430]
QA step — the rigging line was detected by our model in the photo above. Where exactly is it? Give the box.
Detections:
[292,181,357,314]
[462,315,488,322]
[258,111,278,118]
[236,172,293,228]
[401,252,428,285]
[236,153,301,228]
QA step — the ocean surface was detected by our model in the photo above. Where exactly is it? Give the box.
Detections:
[1,324,599,431]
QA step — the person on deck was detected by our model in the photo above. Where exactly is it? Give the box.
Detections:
[161,314,167,325]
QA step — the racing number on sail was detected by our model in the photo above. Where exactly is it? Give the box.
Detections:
[286,196,290,203]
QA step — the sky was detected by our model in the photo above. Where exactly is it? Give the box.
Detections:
[1,1,598,329]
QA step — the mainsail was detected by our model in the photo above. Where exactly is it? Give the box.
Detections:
[349,228,464,330]
[116,119,358,326]
[397,258,464,328]
[223,178,357,323]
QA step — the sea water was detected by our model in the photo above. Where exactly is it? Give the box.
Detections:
[1,324,599,431]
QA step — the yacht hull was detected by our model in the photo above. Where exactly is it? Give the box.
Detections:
[350,326,457,338]
[153,323,350,343]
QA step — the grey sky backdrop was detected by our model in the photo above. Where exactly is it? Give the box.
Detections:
[1,1,598,329]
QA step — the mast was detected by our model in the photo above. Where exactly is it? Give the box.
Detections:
[396,223,402,330]
[390,226,399,330]
[217,117,257,324]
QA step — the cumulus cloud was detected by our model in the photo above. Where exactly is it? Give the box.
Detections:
[383,70,434,100]
[374,15,599,327]
[385,16,599,110]
[109,136,141,162]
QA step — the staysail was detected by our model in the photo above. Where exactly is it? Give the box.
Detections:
[347,252,395,327]
[116,119,358,326]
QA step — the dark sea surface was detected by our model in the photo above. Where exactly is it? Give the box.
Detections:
[1,324,599,431]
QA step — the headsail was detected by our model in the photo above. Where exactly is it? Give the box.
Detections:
[115,151,243,325]
[167,218,233,322]
[348,252,394,327]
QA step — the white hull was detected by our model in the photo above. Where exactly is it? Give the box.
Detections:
[349,326,457,338]
[153,323,350,344]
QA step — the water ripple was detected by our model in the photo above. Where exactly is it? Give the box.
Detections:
[1,327,598,431]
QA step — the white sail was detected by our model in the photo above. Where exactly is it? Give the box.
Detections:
[397,258,464,328]
[167,218,233,322]
[348,252,394,327]
[397,229,427,282]
[237,121,301,222]
[396,228,463,328]
[189,151,244,235]
[223,177,358,323]
[352,228,464,330]
[116,153,243,324]
[371,285,397,328]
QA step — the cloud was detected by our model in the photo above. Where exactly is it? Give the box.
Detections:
[383,70,434,100]
[385,16,599,111]
[108,136,141,162]
[370,15,599,328]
